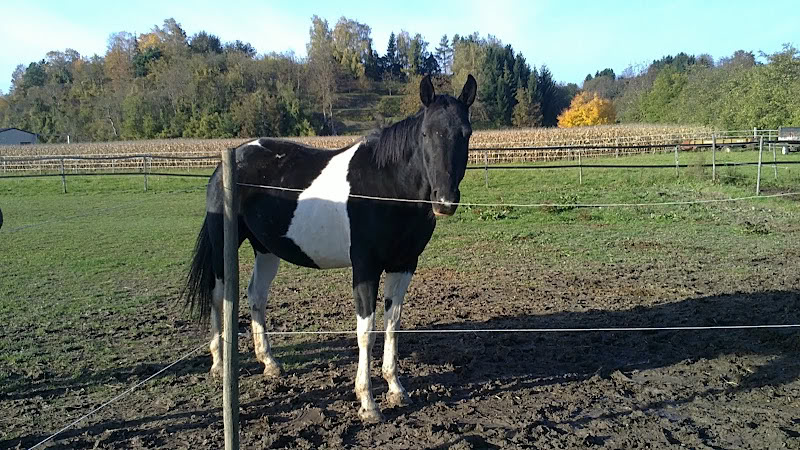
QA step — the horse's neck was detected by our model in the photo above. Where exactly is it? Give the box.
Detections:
[358,139,429,202]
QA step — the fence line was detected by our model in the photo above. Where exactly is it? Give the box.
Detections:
[0,171,211,180]
[2,137,797,173]
[237,181,800,208]
[466,161,800,170]
[27,342,207,450]
[238,323,800,338]
[4,159,798,181]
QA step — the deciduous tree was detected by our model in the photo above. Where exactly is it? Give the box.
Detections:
[557,92,616,127]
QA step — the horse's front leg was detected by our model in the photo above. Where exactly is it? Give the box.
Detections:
[352,264,382,423]
[382,271,414,407]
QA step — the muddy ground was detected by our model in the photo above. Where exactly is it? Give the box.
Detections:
[3,252,799,450]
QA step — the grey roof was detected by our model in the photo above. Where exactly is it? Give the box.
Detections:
[0,127,36,134]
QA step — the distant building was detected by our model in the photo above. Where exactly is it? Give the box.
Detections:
[0,128,38,145]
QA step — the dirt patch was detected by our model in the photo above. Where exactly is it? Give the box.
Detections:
[3,260,800,449]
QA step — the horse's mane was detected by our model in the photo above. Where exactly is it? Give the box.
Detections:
[366,109,423,168]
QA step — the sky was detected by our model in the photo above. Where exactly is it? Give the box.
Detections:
[1,0,798,94]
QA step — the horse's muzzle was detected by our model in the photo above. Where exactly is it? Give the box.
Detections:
[432,191,459,216]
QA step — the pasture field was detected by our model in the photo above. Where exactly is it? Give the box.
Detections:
[1,149,800,449]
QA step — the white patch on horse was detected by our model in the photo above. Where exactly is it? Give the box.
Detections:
[247,139,262,147]
[284,142,361,268]
[382,272,413,401]
[355,311,378,417]
[247,252,282,376]
[209,277,224,375]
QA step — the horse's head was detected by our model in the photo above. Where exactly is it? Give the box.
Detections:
[419,74,476,217]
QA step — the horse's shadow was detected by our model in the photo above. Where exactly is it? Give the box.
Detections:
[4,289,798,448]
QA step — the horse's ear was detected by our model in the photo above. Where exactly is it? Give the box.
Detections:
[458,74,477,108]
[419,75,435,107]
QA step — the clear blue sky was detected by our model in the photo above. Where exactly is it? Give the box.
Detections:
[1,0,797,93]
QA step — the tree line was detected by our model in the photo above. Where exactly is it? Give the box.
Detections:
[1,16,796,143]
[0,17,577,143]
[582,46,800,130]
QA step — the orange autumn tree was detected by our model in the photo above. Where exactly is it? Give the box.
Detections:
[557,92,616,127]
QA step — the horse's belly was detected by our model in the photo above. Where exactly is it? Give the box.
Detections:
[283,143,359,269]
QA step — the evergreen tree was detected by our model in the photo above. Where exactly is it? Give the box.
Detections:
[512,87,542,127]
[386,32,397,68]
[435,34,452,74]
[538,65,562,126]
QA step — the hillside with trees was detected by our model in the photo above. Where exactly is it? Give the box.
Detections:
[0,16,797,144]
[583,47,800,130]
[0,17,574,143]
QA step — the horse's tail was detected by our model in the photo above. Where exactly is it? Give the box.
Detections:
[184,215,215,323]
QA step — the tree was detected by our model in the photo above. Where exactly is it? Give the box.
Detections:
[331,17,374,79]
[406,33,429,76]
[420,54,440,76]
[386,32,398,67]
[538,65,562,126]
[451,33,487,101]
[557,92,616,127]
[190,31,223,54]
[435,34,452,75]
[105,32,136,88]
[640,65,687,122]
[395,31,411,72]
[595,68,615,79]
[719,49,756,68]
[306,15,339,133]
[513,53,530,89]
[224,40,257,58]
[22,61,47,89]
[583,72,622,99]
[512,87,542,127]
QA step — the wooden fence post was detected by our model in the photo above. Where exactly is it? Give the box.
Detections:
[222,148,240,450]
[756,137,763,196]
[143,157,149,192]
[711,134,716,182]
[578,150,583,185]
[483,150,489,188]
[60,159,67,194]
[674,145,679,177]
[771,143,778,180]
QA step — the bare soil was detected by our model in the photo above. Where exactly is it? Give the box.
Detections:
[3,257,800,449]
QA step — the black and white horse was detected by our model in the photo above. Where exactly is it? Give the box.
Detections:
[185,74,476,422]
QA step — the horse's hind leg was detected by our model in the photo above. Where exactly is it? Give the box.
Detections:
[209,277,224,377]
[247,251,282,377]
[382,271,414,407]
